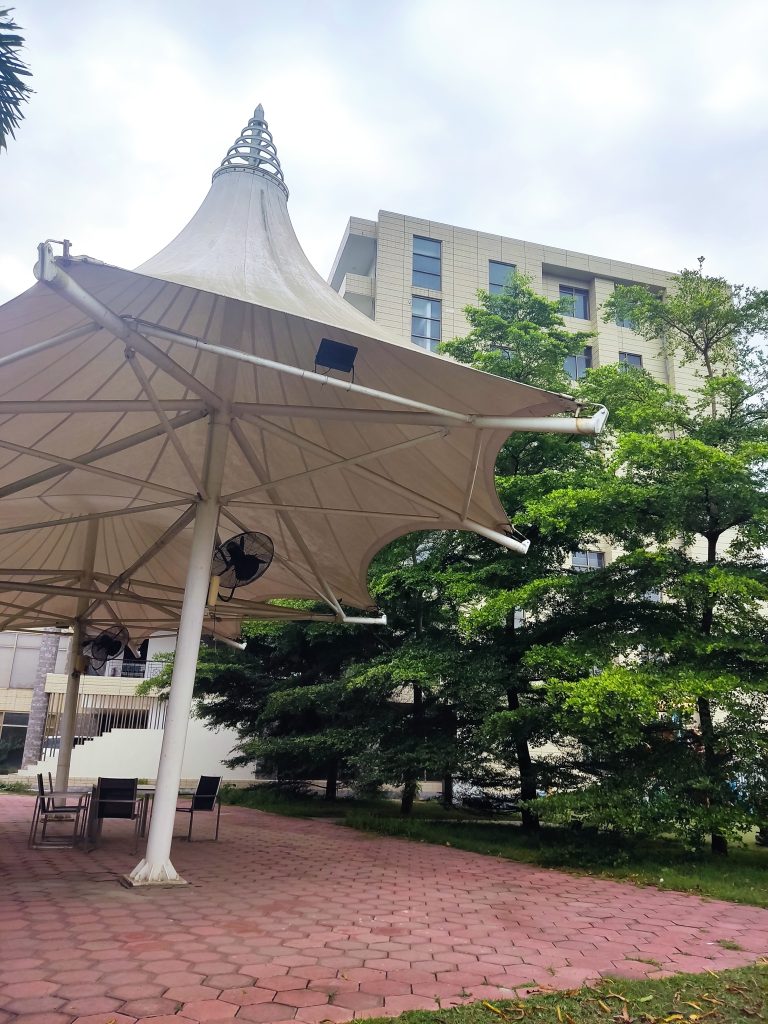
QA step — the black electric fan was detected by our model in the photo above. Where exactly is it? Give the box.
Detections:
[83,625,129,671]
[211,532,274,602]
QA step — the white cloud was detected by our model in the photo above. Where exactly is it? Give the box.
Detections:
[1,0,766,307]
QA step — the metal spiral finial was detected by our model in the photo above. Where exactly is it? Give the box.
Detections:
[213,104,288,197]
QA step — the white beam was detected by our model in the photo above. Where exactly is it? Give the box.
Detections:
[225,499,438,521]
[0,409,205,499]
[0,400,206,413]
[0,579,182,607]
[125,350,207,496]
[35,247,224,410]
[225,428,446,502]
[82,505,197,618]
[0,436,196,499]
[0,323,100,370]
[229,420,348,615]
[128,303,240,887]
[0,500,193,537]
[129,319,608,436]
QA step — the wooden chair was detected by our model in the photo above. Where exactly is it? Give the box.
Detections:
[90,777,142,851]
[28,774,88,848]
[176,775,222,841]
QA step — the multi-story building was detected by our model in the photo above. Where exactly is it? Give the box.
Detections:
[329,210,704,578]
[329,210,697,396]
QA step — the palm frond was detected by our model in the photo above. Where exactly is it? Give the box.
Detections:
[0,7,33,151]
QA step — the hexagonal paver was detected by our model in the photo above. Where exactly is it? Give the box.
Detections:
[3,793,768,1024]
[71,1014,139,1024]
[218,986,276,1006]
[176,1000,237,1021]
[120,998,184,1017]
[235,1004,299,1023]
[61,997,124,1017]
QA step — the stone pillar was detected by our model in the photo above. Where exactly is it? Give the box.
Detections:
[21,629,63,769]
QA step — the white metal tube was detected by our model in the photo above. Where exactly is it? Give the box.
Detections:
[460,521,530,555]
[35,247,223,410]
[128,422,229,884]
[131,321,607,436]
[0,409,205,500]
[340,614,388,625]
[0,500,192,538]
[234,403,608,434]
[0,323,99,369]
[0,400,205,413]
[128,305,239,886]
[131,319,474,423]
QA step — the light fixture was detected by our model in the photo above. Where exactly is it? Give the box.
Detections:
[315,337,358,379]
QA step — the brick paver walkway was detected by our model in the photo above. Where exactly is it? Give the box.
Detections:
[1,795,767,1024]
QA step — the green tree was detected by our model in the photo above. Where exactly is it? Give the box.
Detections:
[524,267,768,852]
[0,8,32,150]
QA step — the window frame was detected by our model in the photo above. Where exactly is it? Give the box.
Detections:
[559,284,590,320]
[488,260,516,295]
[564,345,593,381]
[411,295,442,352]
[619,351,643,370]
[412,236,442,290]
[571,550,605,571]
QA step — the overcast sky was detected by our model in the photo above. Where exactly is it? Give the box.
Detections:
[2,0,767,305]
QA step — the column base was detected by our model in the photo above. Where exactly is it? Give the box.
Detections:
[123,857,188,887]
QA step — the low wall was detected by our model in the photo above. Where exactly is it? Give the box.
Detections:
[16,718,256,783]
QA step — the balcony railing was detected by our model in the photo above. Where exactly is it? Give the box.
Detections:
[104,659,165,680]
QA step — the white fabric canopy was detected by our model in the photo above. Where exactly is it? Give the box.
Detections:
[0,105,605,884]
[0,111,585,641]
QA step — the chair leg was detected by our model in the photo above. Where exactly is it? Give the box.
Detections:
[188,808,194,841]
[215,799,221,841]
[28,798,41,848]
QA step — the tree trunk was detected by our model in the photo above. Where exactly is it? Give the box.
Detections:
[401,682,424,816]
[700,531,727,855]
[400,779,418,816]
[442,774,454,809]
[507,689,539,832]
[697,694,727,855]
[325,759,338,802]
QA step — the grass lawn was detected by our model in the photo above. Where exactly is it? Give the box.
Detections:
[363,964,767,1024]
[221,786,768,909]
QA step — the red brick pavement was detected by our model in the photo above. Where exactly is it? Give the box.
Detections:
[1,794,767,1024]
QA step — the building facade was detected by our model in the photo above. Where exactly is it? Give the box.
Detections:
[329,210,698,396]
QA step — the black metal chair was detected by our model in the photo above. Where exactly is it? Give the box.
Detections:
[28,773,88,848]
[90,777,142,851]
[176,775,222,841]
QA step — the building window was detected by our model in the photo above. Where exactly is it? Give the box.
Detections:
[411,296,441,351]
[615,313,635,328]
[559,284,590,319]
[564,346,592,380]
[0,711,28,773]
[571,550,605,571]
[619,351,643,370]
[412,236,441,290]
[489,260,516,294]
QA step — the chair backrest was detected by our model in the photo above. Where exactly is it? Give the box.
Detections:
[47,772,54,793]
[97,777,138,819]
[36,773,45,797]
[192,775,221,811]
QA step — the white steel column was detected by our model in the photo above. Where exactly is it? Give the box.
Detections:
[127,410,229,884]
[55,518,98,791]
[128,308,239,887]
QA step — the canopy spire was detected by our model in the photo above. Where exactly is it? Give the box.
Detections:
[213,104,288,198]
